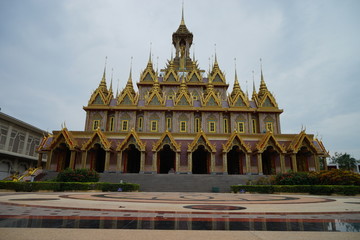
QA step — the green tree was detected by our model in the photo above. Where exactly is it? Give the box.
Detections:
[331,152,359,171]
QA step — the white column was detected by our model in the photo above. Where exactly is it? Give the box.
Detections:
[104,151,111,171]
[175,152,180,173]
[81,151,87,168]
[245,153,251,175]
[291,154,297,172]
[116,152,123,173]
[46,150,53,170]
[280,154,286,173]
[210,153,215,174]
[222,152,228,174]
[140,151,145,173]
[152,151,157,173]
[187,152,192,174]
[257,153,263,175]
[70,151,76,169]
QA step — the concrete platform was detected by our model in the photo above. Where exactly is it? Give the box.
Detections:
[0,192,359,239]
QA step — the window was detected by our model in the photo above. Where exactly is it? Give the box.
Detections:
[93,120,100,131]
[224,119,229,133]
[180,121,187,132]
[166,118,172,131]
[122,120,129,131]
[109,117,114,132]
[151,120,158,132]
[138,117,143,131]
[195,118,201,133]
[266,122,273,132]
[238,122,245,133]
[0,125,8,150]
[209,121,216,133]
[252,119,257,133]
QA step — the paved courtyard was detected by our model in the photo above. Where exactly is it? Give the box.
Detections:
[0,192,359,239]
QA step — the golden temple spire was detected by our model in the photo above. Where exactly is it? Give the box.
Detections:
[181,1,185,25]
[109,68,113,94]
[231,58,241,96]
[258,58,268,99]
[98,56,108,93]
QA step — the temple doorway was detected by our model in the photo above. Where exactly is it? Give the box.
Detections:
[90,143,105,173]
[262,146,278,175]
[56,143,71,171]
[296,147,311,172]
[158,144,175,173]
[192,145,209,174]
[124,144,141,173]
[227,146,244,174]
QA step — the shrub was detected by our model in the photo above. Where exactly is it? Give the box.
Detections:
[314,169,360,186]
[272,171,318,185]
[56,168,99,182]
[0,181,139,192]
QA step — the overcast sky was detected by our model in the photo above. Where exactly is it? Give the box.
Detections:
[0,0,359,159]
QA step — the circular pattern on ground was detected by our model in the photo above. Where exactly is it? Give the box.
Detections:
[62,192,335,204]
[183,205,246,211]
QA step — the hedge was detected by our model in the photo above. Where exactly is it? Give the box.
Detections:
[0,181,139,192]
[230,185,360,196]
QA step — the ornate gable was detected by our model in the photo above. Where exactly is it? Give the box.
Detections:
[88,67,113,105]
[152,131,181,152]
[256,131,285,153]
[145,79,165,105]
[82,128,112,151]
[117,129,146,152]
[209,55,226,84]
[222,131,251,153]
[174,79,193,106]
[117,71,138,105]
[288,131,319,154]
[49,128,79,151]
[187,63,202,83]
[257,70,278,108]
[140,55,157,82]
[188,130,216,153]
[229,72,249,108]
[163,60,179,82]
[201,81,221,107]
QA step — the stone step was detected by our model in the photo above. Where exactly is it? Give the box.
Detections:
[100,173,264,192]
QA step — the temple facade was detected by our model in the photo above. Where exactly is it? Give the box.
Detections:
[37,12,328,175]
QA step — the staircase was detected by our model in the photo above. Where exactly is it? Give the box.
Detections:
[100,173,264,192]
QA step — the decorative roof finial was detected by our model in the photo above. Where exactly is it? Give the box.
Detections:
[109,68,113,92]
[252,70,256,93]
[149,42,152,63]
[102,56,107,83]
[214,44,218,64]
[181,0,185,25]
[128,57,133,82]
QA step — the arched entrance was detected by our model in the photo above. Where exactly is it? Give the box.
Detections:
[56,143,71,171]
[296,147,311,172]
[124,144,141,173]
[158,144,176,173]
[227,146,244,174]
[262,146,278,175]
[192,145,209,174]
[90,143,106,173]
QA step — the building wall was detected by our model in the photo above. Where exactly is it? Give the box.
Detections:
[0,112,47,179]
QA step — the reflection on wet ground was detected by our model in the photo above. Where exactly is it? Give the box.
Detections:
[0,192,359,232]
[1,216,359,231]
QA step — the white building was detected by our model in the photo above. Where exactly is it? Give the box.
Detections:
[0,111,47,179]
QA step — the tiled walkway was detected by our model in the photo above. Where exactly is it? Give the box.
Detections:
[0,192,359,239]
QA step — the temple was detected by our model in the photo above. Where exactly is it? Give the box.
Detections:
[37,10,328,175]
